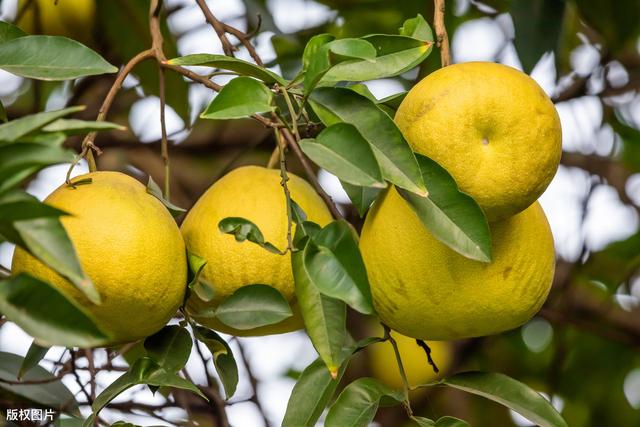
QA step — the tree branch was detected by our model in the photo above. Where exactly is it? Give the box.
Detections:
[433,0,451,67]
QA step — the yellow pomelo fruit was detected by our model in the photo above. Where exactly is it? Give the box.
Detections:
[17,0,95,44]
[368,324,452,390]
[11,171,187,344]
[181,166,332,336]
[360,187,555,340]
[395,62,561,221]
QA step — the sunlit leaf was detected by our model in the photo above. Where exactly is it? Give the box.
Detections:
[201,76,274,120]
[0,20,27,44]
[187,252,215,302]
[42,119,126,135]
[167,54,287,85]
[214,284,293,330]
[0,106,84,143]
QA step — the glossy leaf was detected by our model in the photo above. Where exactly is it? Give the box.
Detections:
[0,106,84,143]
[282,357,349,427]
[201,76,274,120]
[398,155,492,262]
[218,216,284,254]
[144,325,192,374]
[399,14,434,41]
[0,35,117,80]
[193,325,239,399]
[443,372,568,427]
[0,274,110,348]
[321,35,432,84]
[341,181,381,217]
[88,357,206,425]
[0,351,78,414]
[302,34,335,70]
[215,284,293,330]
[305,220,374,314]
[18,341,50,380]
[309,87,425,195]
[42,119,126,135]
[292,237,347,376]
[325,377,404,427]
[167,54,286,85]
[187,252,215,302]
[0,21,27,44]
[299,123,384,187]
[146,176,186,218]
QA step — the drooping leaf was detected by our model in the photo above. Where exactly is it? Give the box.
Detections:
[299,123,384,188]
[0,20,27,44]
[201,76,275,120]
[218,217,284,254]
[0,274,110,348]
[292,237,347,376]
[324,377,404,427]
[398,155,492,262]
[18,341,50,380]
[340,181,381,217]
[88,357,206,425]
[309,87,425,195]
[187,252,215,302]
[214,284,293,330]
[193,326,239,399]
[144,325,192,374]
[282,357,349,427]
[0,35,117,80]
[41,119,126,135]
[146,176,186,218]
[304,220,374,314]
[443,372,568,427]
[0,106,84,143]
[167,54,287,85]
[0,351,78,414]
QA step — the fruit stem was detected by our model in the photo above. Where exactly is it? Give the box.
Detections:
[275,129,294,252]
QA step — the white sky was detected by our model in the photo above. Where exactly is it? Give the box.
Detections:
[1,0,640,425]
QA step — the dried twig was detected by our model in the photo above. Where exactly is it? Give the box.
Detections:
[433,0,451,67]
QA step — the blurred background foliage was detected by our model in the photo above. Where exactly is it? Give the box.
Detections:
[1,0,640,426]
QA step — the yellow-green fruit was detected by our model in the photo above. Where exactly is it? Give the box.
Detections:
[17,0,95,43]
[11,171,187,344]
[369,326,452,390]
[360,188,555,340]
[395,62,561,221]
[181,166,333,336]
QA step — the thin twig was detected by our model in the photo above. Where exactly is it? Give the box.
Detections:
[415,339,439,374]
[276,129,294,252]
[70,350,93,405]
[383,324,413,417]
[222,22,264,66]
[158,66,170,199]
[195,0,236,56]
[433,0,451,67]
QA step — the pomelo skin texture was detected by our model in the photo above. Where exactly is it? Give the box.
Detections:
[395,61,561,221]
[360,188,555,341]
[11,171,187,345]
[17,0,96,44]
[181,166,333,336]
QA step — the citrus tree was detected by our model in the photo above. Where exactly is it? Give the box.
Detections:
[0,0,639,426]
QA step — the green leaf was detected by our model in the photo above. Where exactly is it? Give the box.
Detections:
[413,417,435,427]
[299,123,385,188]
[214,284,293,330]
[18,341,50,380]
[325,377,404,427]
[146,176,186,218]
[321,35,432,84]
[305,220,374,314]
[193,326,238,399]
[201,76,274,120]
[399,14,434,42]
[309,87,425,195]
[0,142,75,194]
[144,325,192,374]
[0,35,117,80]
[510,0,565,73]
[443,372,568,427]
[0,351,78,414]
[302,34,335,70]
[168,54,286,85]
[435,416,470,427]
[0,274,110,347]
[340,181,381,217]
[218,216,284,254]
[0,106,84,143]
[397,155,492,262]
[0,20,27,44]
[292,237,347,376]
[187,252,215,302]
[377,91,407,111]
[88,357,206,425]
[42,119,126,135]
[282,357,349,427]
